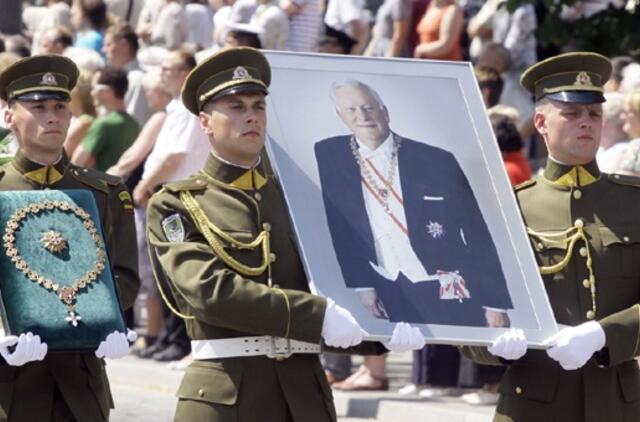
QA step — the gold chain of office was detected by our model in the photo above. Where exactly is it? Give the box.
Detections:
[350,134,401,213]
[3,200,107,327]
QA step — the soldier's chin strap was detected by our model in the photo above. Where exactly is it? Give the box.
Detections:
[527,219,597,319]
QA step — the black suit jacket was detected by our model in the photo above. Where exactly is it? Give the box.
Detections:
[314,135,513,326]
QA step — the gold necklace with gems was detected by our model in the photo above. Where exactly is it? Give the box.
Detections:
[350,134,401,213]
[3,200,107,327]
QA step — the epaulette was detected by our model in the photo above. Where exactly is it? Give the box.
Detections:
[609,173,640,188]
[163,177,208,193]
[514,179,536,192]
[68,166,115,193]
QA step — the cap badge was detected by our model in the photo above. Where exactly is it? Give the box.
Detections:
[575,72,592,87]
[232,66,251,80]
[40,72,58,86]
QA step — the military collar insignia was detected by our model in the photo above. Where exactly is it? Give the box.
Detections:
[13,150,68,186]
[203,153,268,191]
[575,71,592,87]
[543,159,600,187]
[41,72,58,86]
[232,66,251,80]
[162,214,185,243]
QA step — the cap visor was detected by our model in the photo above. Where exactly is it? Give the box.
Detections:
[14,91,70,102]
[545,91,605,104]
[209,83,268,104]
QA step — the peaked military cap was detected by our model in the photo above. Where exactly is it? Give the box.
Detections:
[0,55,79,102]
[521,52,612,104]
[182,47,271,115]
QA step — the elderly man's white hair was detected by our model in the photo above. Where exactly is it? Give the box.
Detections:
[330,79,386,110]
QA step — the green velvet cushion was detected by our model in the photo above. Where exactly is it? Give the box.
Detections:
[0,189,125,350]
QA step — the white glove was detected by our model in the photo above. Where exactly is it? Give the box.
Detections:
[0,332,47,366]
[384,322,426,352]
[321,298,366,348]
[545,321,605,370]
[95,330,137,359]
[487,328,527,360]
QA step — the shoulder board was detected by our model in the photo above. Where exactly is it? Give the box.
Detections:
[514,179,536,192]
[68,166,111,193]
[609,173,640,188]
[163,177,208,193]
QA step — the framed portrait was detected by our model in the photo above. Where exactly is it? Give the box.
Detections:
[264,51,556,347]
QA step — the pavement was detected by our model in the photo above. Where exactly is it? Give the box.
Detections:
[106,350,496,422]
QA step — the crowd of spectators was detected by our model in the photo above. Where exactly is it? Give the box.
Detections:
[1,0,639,407]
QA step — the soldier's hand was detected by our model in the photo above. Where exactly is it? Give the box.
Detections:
[321,298,366,348]
[544,321,605,370]
[95,330,137,359]
[384,322,425,352]
[487,328,527,360]
[0,332,47,366]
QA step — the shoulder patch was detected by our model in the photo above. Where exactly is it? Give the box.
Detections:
[161,213,185,242]
[163,177,208,193]
[514,178,537,192]
[609,173,640,188]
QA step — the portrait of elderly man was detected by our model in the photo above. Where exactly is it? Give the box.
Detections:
[314,79,513,327]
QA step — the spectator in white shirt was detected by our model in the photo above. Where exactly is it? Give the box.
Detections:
[324,0,369,54]
[281,0,322,52]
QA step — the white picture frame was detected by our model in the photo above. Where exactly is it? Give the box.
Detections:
[264,51,557,347]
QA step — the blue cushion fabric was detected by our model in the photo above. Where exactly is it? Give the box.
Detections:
[0,189,125,350]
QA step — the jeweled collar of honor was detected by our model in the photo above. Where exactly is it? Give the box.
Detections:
[543,159,600,188]
[3,199,106,327]
[201,152,267,190]
[12,149,69,186]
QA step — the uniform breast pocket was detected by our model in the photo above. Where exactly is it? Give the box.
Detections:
[531,233,569,282]
[599,226,640,279]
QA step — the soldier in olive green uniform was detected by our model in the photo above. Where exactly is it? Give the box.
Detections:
[464,52,640,422]
[0,55,140,421]
[146,47,425,422]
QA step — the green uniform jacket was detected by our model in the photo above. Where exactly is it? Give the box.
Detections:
[0,151,140,422]
[147,154,385,422]
[464,161,640,422]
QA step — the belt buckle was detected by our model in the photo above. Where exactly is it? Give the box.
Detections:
[266,337,292,360]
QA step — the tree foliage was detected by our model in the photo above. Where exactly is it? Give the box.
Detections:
[507,0,640,59]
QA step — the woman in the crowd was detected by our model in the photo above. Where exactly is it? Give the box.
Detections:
[64,70,96,157]
[72,0,109,55]
[613,88,640,175]
[413,0,463,61]
[365,0,412,57]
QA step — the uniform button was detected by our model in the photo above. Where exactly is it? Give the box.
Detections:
[198,388,205,397]
[195,179,203,184]
[270,253,277,262]
[262,222,271,231]
[82,168,88,173]
[537,243,544,250]
[515,387,522,395]
[573,190,582,199]
[586,310,595,320]
[582,279,591,289]
[254,192,262,201]
[614,174,621,179]
[579,247,587,257]
[624,236,630,243]
[574,219,584,228]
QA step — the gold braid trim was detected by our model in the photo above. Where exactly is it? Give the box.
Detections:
[634,304,640,356]
[528,223,597,317]
[180,191,272,279]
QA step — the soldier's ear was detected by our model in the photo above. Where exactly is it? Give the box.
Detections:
[533,110,547,136]
[198,111,213,136]
[4,105,14,132]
